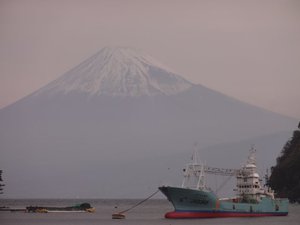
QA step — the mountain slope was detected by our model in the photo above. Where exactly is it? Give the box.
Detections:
[34,47,192,97]
[0,47,296,198]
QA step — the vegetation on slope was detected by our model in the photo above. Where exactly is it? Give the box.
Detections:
[0,170,4,194]
[269,128,300,203]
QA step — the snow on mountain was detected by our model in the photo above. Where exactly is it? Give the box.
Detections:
[35,47,193,97]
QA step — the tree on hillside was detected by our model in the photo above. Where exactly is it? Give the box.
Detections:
[269,127,300,203]
[0,170,4,194]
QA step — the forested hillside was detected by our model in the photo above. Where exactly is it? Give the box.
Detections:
[269,128,300,203]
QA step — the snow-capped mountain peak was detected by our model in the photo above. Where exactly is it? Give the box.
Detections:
[37,47,193,97]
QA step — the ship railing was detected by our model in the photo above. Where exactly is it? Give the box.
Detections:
[183,164,240,176]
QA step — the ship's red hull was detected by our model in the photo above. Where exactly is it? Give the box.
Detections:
[165,211,288,219]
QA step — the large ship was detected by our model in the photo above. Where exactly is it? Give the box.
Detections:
[159,148,288,218]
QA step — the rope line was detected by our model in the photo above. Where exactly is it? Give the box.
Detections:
[119,189,160,214]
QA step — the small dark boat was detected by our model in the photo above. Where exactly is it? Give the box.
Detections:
[26,203,95,213]
[112,213,126,219]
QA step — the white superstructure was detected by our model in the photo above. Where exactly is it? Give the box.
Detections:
[235,147,274,202]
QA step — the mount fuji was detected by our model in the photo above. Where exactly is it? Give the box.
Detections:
[0,47,296,198]
[35,47,192,97]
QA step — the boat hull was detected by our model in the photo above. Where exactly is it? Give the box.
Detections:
[159,186,288,219]
[165,211,288,219]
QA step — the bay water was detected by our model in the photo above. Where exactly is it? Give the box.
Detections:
[1,199,299,225]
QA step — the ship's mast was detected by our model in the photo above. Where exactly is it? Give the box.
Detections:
[182,149,206,190]
[181,148,238,190]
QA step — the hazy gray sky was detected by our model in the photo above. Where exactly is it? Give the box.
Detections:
[1,0,299,118]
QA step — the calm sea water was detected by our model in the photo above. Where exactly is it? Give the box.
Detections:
[0,199,299,225]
